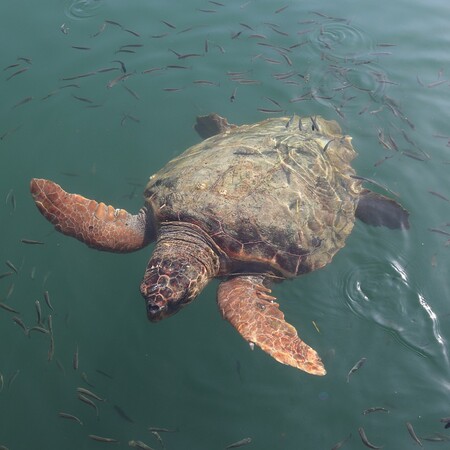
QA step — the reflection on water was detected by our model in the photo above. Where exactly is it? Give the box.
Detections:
[65,0,104,19]
[342,255,448,363]
[2,0,450,448]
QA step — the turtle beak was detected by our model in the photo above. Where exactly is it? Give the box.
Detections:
[146,302,169,322]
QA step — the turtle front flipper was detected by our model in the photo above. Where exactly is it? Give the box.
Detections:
[30,178,154,252]
[194,113,236,139]
[217,275,326,376]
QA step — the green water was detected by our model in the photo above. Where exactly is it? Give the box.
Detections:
[1,0,450,448]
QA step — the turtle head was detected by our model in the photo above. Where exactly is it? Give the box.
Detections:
[140,223,220,322]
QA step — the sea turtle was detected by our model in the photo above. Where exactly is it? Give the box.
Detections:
[30,114,409,376]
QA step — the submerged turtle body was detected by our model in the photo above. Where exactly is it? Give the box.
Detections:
[145,116,361,279]
[30,114,409,376]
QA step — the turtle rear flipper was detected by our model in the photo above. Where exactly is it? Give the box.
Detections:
[30,179,154,252]
[356,189,410,230]
[217,275,326,376]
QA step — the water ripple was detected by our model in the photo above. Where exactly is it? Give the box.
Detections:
[309,21,374,60]
[65,0,104,19]
[342,257,448,361]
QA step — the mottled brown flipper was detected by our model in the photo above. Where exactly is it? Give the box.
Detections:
[217,276,326,376]
[30,178,154,252]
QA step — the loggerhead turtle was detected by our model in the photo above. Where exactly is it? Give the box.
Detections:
[30,114,409,376]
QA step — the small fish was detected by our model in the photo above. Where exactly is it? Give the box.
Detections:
[0,371,3,392]
[44,291,54,311]
[226,438,252,449]
[78,393,99,416]
[428,190,449,202]
[11,95,33,109]
[124,28,140,37]
[81,372,95,387]
[358,427,382,449]
[6,260,19,273]
[350,175,399,198]
[6,67,29,81]
[72,94,93,103]
[48,335,55,361]
[401,150,428,161]
[4,284,14,301]
[312,320,320,333]
[128,440,154,450]
[107,72,133,89]
[91,22,106,37]
[3,63,20,71]
[150,431,165,449]
[17,57,32,64]
[0,272,14,280]
[362,407,389,415]
[347,357,367,382]
[406,422,422,446]
[120,44,144,49]
[331,433,352,450]
[275,5,289,13]
[147,427,177,433]
[96,369,113,379]
[114,404,134,423]
[71,46,91,50]
[111,60,127,73]
[161,20,176,29]
[13,316,29,336]
[104,19,123,28]
[21,238,45,245]
[193,80,219,86]
[58,412,83,425]
[56,359,66,375]
[35,300,42,325]
[7,369,20,388]
[89,435,119,443]
[123,85,140,100]
[47,315,53,335]
[423,433,450,441]
[427,79,448,88]
[73,345,79,370]
[322,139,335,154]
[257,108,284,113]
[121,114,140,126]
[96,67,119,73]
[77,387,104,402]
[230,87,237,102]
[285,115,295,128]
[429,228,450,237]
[28,326,49,335]
[142,67,164,74]
[166,65,190,70]
[61,72,96,81]
[60,23,69,34]
[0,302,19,314]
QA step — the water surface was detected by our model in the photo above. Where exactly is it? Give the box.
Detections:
[1,0,450,449]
